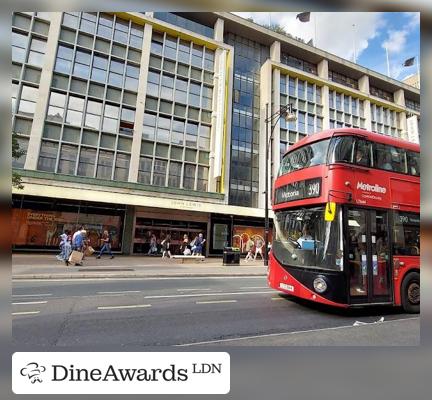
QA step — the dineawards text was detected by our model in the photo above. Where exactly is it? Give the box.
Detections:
[52,364,189,382]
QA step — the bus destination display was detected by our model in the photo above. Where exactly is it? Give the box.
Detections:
[274,178,321,204]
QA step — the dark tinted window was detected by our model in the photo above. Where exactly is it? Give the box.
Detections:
[279,139,330,176]
[407,151,420,176]
[393,212,420,256]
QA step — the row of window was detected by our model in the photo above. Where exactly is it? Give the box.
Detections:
[151,31,214,71]
[279,137,419,176]
[46,91,136,136]
[153,12,214,39]
[147,71,213,109]
[370,85,393,102]
[62,12,144,49]
[138,157,208,191]
[280,76,322,104]
[329,70,358,90]
[329,91,364,117]
[55,44,140,91]
[281,53,317,75]
[370,103,398,127]
[143,112,211,149]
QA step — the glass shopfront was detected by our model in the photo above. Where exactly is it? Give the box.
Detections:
[133,214,208,255]
[12,195,125,251]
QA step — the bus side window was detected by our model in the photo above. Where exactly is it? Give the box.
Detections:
[331,136,355,163]
[407,151,420,176]
[393,212,420,255]
[389,146,407,173]
[354,139,371,167]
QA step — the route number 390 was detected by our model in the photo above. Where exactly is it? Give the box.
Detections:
[307,182,320,196]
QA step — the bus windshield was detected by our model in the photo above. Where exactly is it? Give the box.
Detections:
[279,139,330,176]
[272,206,343,271]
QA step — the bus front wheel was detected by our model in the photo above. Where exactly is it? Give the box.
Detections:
[401,271,420,314]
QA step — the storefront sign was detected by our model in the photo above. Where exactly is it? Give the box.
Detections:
[274,178,321,204]
[170,200,203,211]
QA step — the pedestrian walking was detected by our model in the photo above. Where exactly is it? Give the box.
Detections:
[71,227,86,266]
[161,234,172,258]
[192,233,206,256]
[254,237,264,261]
[56,229,72,266]
[96,230,114,259]
[147,234,158,255]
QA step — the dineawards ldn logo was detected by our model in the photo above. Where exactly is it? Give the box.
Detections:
[12,352,230,394]
[20,362,47,383]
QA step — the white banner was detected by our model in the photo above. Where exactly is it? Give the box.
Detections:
[13,352,230,394]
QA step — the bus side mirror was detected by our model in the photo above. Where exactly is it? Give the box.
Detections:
[325,202,336,222]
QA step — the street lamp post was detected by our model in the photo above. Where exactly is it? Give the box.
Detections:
[263,103,296,266]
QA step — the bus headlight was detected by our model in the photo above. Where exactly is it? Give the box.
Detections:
[313,276,328,294]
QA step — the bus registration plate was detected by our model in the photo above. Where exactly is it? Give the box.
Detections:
[280,283,294,292]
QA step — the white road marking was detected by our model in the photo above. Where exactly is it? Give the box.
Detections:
[144,290,274,300]
[12,311,40,316]
[240,286,268,289]
[176,317,420,346]
[12,293,52,297]
[14,276,264,282]
[177,288,211,291]
[97,291,141,294]
[196,300,237,305]
[271,297,284,301]
[12,301,48,305]
[97,304,152,310]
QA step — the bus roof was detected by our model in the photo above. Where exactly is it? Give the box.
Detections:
[283,128,420,156]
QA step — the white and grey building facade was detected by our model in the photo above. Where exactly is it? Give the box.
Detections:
[11,12,420,255]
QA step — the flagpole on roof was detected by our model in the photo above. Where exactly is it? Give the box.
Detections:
[385,45,390,77]
[416,56,420,84]
[314,13,317,47]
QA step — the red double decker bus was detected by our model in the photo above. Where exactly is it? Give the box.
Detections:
[268,128,420,313]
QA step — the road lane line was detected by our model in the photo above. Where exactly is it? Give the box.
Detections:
[97,304,152,310]
[240,286,268,289]
[97,291,141,294]
[12,311,40,316]
[12,293,52,297]
[176,317,420,346]
[14,276,265,282]
[177,288,211,291]
[196,300,237,304]
[12,301,48,305]
[144,290,274,299]
[271,297,284,301]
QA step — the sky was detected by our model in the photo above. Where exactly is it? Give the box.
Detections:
[233,12,420,82]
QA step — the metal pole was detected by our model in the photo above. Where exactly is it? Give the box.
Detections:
[385,45,390,77]
[264,103,269,266]
[352,24,357,63]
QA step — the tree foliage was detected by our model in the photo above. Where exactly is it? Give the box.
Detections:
[12,133,25,189]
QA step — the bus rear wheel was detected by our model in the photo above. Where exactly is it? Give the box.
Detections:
[401,271,420,314]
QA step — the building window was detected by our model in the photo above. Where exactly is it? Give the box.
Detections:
[129,23,143,49]
[168,161,181,187]
[18,85,38,116]
[62,12,79,29]
[125,63,139,91]
[113,18,129,44]
[37,140,58,172]
[12,31,28,64]
[80,12,97,35]
[91,54,108,83]
[73,49,91,79]
[138,156,152,184]
[114,153,130,181]
[119,107,135,135]
[370,86,393,102]
[197,166,208,191]
[97,13,113,39]
[55,44,74,74]
[153,159,167,186]
[66,95,84,126]
[28,37,46,67]
[84,99,102,130]
[57,144,77,175]
[102,103,119,133]
[329,70,358,89]
[108,59,125,87]
[47,91,66,122]
[77,147,96,176]
[164,35,177,60]
[143,112,156,140]
[183,163,195,189]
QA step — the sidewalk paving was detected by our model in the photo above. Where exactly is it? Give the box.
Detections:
[12,254,267,279]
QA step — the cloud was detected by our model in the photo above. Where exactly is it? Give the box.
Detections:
[382,29,409,53]
[233,12,385,62]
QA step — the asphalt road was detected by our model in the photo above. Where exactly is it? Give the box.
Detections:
[12,276,419,346]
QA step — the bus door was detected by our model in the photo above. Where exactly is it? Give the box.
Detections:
[346,208,392,304]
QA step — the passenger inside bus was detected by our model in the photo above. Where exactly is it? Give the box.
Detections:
[379,153,393,171]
